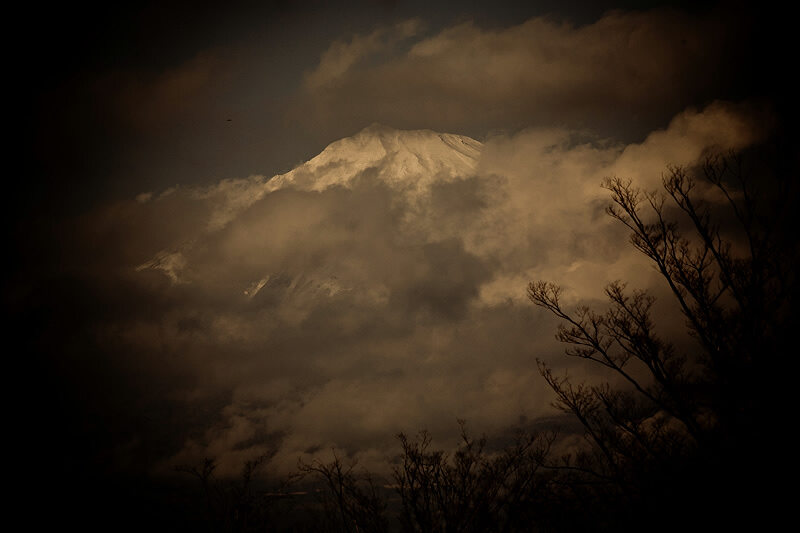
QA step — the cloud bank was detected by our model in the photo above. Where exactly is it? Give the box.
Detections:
[42,100,770,479]
[292,8,749,140]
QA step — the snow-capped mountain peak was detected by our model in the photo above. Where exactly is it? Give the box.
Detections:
[266,123,482,194]
[137,124,484,284]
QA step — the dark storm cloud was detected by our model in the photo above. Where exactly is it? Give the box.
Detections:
[291,7,750,141]
[390,238,491,320]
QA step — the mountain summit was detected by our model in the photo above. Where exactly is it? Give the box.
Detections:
[266,124,482,194]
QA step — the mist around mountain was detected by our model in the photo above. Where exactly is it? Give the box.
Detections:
[11,92,788,531]
[30,101,763,478]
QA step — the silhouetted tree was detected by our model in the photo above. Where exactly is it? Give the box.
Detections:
[296,450,389,533]
[528,152,797,531]
[394,420,552,533]
[296,421,556,533]
[176,451,281,532]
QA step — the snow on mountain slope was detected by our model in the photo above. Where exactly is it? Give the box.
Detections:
[266,123,482,195]
[193,124,482,231]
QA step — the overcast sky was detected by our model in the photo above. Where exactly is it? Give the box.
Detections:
[14,1,789,483]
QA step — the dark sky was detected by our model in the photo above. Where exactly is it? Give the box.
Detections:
[13,0,791,485]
